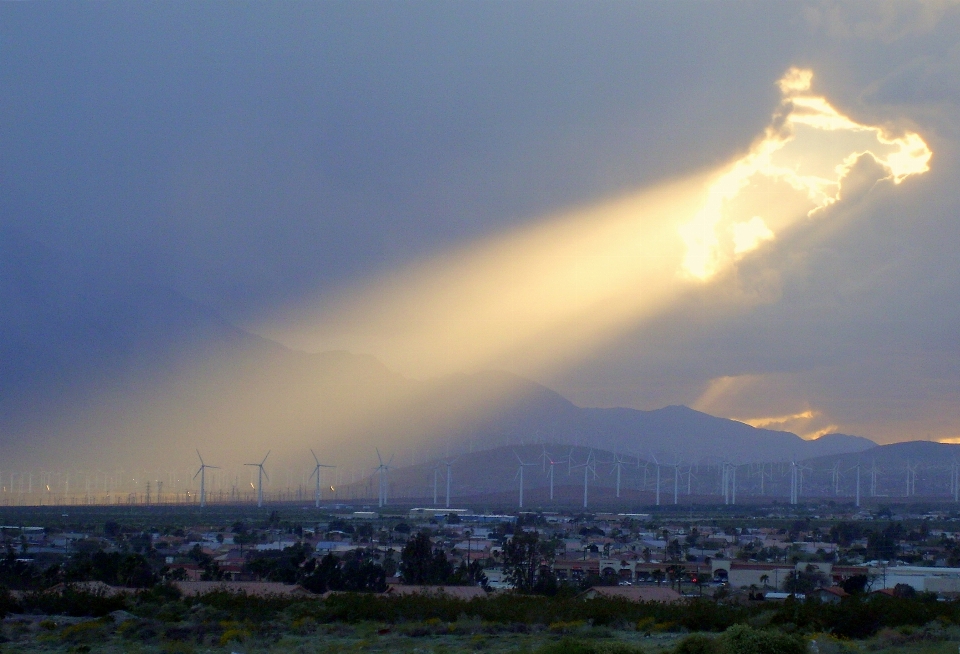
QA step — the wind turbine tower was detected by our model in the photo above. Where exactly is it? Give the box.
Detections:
[790,460,798,505]
[245,451,270,508]
[514,452,536,509]
[672,461,681,505]
[309,450,335,509]
[546,452,558,500]
[375,449,394,507]
[652,455,661,506]
[611,454,625,499]
[194,450,219,509]
[444,458,457,508]
[855,461,861,508]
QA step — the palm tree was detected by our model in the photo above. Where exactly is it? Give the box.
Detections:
[652,568,665,587]
[760,574,770,588]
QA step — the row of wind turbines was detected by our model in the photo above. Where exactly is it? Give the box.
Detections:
[386,446,960,510]
[9,444,960,508]
[193,449,335,509]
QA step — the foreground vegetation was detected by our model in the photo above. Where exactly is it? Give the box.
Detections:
[2,586,960,652]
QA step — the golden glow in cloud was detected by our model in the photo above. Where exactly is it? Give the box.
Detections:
[696,374,841,441]
[738,410,817,429]
[197,66,934,461]
[257,68,932,387]
[679,67,932,279]
[262,179,706,379]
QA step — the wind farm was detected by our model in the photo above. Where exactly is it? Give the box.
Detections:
[6,438,960,511]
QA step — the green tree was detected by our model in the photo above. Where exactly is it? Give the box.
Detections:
[667,538,684,562]
[840,574,869,595]
[783,564,826,594]
[503,530,540,592]
[399,531,433,584]
[340,550,386,592]
[300,553,342,593]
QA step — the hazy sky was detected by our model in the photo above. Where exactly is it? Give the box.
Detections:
[4,1,960,448]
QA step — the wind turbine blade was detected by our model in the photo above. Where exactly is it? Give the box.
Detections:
[193,467,202,480]
[376,448,384,466]
[196,449,204,465]
[311,449,320,466]
[262,468,270,483]
[262,450,271,465]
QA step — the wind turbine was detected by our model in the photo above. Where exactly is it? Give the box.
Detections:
[831,461,842,496]
[572,451,598,509]
[309,450,335,509]
[514,451,536,508]
[375,449,394,507]
[790,460,798,505]
[539,445,550,473]
[545,451,559,501]
[651,454,661,506]
[194,450,219,509]
[610,453,626,498]
[730,463,739,504]
[432,463,441,505]
[952,459,960,503]
[670,459,682,505]
[245,451,270,508]
[443,458,457,508]
[854,461,861,507]
[797,463,812,499]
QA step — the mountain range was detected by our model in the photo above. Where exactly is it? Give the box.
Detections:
[1,230,878,471]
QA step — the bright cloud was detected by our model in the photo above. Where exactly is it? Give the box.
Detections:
[738,410,817,429]
[679,67,932,280]
[732,216,775,255]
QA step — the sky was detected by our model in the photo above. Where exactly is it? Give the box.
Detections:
[4,0,960,459]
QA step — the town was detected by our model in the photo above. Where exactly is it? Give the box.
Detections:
[2,499,960,651]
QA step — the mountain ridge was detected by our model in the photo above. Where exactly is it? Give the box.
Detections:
[0,230,877,469]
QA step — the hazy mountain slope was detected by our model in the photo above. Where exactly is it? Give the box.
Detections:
[576,404,875,462]
[0,231,877,471]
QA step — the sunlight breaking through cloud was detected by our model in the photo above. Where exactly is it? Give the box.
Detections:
[738,410,818,429]
[679,67,932,280]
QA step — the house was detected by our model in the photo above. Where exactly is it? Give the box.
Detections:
[579,586,682,603]
[712,561,797,590]
[816,586,849,603]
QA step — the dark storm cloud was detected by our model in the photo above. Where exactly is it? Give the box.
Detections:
[1,1,799,321]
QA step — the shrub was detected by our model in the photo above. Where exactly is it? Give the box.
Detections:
[673,634,719,654]
[58,619,110,644]
[219,627,250,646]
[534,638,600,654]
[718,624,805,654]
[533,639,645,654]
[597,643,645,654]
